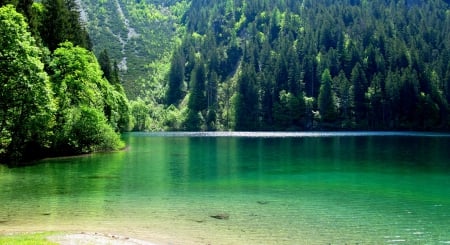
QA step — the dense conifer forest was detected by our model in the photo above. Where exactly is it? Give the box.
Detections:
[166,0,450,131]
[2,0,450,164]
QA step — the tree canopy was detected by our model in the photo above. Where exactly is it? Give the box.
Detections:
[0,5,54,163]
[0,4,130,165]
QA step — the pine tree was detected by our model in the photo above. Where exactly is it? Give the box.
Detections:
[40,0,90,51]
[318,69,337,123]
[166,48,185,105]
[98,49,112,83]
[188,62,207,112]
[235,64,259,130]
[184,61,207,130]
[351,63,367,125]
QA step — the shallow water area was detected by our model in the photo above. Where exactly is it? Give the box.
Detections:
[1,132,450,244]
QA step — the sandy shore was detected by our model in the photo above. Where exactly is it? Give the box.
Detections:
[47,232,157,245]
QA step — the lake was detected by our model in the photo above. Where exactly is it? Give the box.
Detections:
[1,132,450,244]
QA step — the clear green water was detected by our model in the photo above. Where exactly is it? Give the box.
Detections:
[1,132,450,244]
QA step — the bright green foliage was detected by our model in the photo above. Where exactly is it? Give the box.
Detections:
[0,3,132,165]
[50,43,131,133]
[62,106,124,153]
[130,98,151,131]
[51,42,107,110]
[0,5,55,163]
[104,83,132,132]
[318,69,337,123]
[0,232,58,245]
[50,42,129,155]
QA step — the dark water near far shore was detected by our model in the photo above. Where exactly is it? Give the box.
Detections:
[1,132,450,244]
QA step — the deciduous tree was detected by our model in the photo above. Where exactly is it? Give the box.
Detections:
[0,5,55,163]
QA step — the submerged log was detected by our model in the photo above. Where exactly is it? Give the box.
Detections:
[210,213,229,220]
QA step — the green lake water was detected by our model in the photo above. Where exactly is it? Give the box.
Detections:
[1,132,450,244]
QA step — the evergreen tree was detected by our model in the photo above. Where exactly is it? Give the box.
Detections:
[206,71,219,130]
[334,70,353,126]
[235,64,259,130]
[318,69,337,123]
[188,62,207,112]
[98,49,112,82]
[166,48,185,105]
[111,60,121,85]
[351,63,367,125]
[184,61,207,130]
[40,0,90,51]
[366,73,386,129]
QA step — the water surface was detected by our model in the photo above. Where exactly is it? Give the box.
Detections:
[1,132,450,244]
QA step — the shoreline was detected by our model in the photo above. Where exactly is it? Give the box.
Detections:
[0,226,209,245]
[1,231,159,245]
[47,232,157,245]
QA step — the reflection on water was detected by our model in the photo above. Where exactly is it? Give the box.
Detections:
[1,132,450,244]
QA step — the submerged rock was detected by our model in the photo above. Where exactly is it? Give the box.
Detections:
[210,213,229,220]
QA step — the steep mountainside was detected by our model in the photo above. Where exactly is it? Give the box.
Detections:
[79,0,450,131]
[77,0,188,98]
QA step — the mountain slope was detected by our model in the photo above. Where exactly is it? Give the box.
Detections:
[80,0,450,131]
[170,0,450,130]
[77,0,188,98]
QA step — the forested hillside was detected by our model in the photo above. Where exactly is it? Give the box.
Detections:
[73,0,450,131]
[0,1,131,165]
[163,0,450,131]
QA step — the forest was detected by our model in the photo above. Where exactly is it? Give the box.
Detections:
[0,0,131,165]
[2,0,450,164]
[163,0,450,131]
